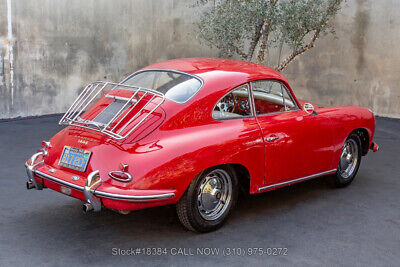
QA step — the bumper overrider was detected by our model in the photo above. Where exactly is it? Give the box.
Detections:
[25,152,176,213]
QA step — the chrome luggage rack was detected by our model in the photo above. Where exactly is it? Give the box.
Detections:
[59,81,165,140]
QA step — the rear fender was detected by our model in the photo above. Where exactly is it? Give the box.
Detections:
[127,120,264,199]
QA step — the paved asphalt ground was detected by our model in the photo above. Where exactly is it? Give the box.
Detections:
[0,116,399,266]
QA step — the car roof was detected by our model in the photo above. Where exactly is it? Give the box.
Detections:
[138,58,301,127]
[142,58,288,84]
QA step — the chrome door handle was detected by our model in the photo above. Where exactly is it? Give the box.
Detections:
[266,136,279,142]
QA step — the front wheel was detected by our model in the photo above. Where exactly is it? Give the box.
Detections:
[331,133,362,187]
[176,166,238,232]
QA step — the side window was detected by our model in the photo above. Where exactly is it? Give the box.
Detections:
[251,80,297,115]
[212,84,252,120]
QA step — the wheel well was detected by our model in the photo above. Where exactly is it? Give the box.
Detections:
[230,164,251,195]
[191,164,251,195]
[352,128,369,155]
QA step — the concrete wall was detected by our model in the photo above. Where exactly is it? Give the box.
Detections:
[285,0,400,119]
[0,0,399,119]
[0,0,213,119]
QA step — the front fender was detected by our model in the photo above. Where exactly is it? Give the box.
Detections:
[318,106,376,167]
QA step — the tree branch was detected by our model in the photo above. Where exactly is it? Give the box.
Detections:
[232,45,248,60]
[205,37,248,60]
[275,29,321,71]
[275,0,342,71]
[257,23,272,64]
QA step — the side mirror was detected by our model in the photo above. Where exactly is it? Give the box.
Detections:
[303,103,317,115]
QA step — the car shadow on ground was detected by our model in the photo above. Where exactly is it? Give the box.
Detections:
[12,175,333,241]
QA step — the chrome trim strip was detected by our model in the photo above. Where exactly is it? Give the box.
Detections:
[258,169,337,192]
[35,169,84,191]
[32,169,175,202]
[95,191,175,201]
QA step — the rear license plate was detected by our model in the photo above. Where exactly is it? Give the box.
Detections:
[58,146,91,172]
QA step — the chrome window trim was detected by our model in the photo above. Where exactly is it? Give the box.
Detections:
[254,108,302,118]
[258,169,337,192]
[211,115,255,121]
[31,168,175,202]
[211,83,254,121]
[250,79,300,118]
[120,68,204,104]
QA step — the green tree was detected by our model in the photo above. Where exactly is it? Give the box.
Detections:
[195,0,344,71]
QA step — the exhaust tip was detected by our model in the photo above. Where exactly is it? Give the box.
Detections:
[82,203,94,213]
[26,181,35,190]
[117,210,131,215]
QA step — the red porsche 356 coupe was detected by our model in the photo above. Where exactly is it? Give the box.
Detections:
[25,58,378,232]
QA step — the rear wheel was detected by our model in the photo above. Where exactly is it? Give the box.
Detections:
[176,166,238,232]
[331,133,362,187]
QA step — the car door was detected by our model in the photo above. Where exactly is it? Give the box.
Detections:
[250,80,334,188]
[212,83,266,191]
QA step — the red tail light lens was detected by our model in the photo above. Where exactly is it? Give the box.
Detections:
[108,171,132,182]
[41,141,52,148]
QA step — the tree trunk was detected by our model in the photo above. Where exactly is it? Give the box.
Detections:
[247,22,264,61]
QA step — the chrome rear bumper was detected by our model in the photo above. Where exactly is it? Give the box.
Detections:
[83,170,102,212]
[25,154,176,212]
[26,152,44,190]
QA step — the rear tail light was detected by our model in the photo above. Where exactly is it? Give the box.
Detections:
[38,141,52,157]
[108,171,132,182]
[41,141,52,148]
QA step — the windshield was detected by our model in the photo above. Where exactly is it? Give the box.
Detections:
[122,70,202,103]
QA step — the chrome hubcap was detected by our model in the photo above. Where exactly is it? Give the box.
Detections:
[197,169,232,221]
[339,139,358,179]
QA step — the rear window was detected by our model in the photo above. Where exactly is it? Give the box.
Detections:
[122,70,202,103]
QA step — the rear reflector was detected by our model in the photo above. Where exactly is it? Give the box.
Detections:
[370,142,379,152]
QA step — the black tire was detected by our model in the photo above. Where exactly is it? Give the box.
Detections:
[330,133,362,187]
[176,165,238,233]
